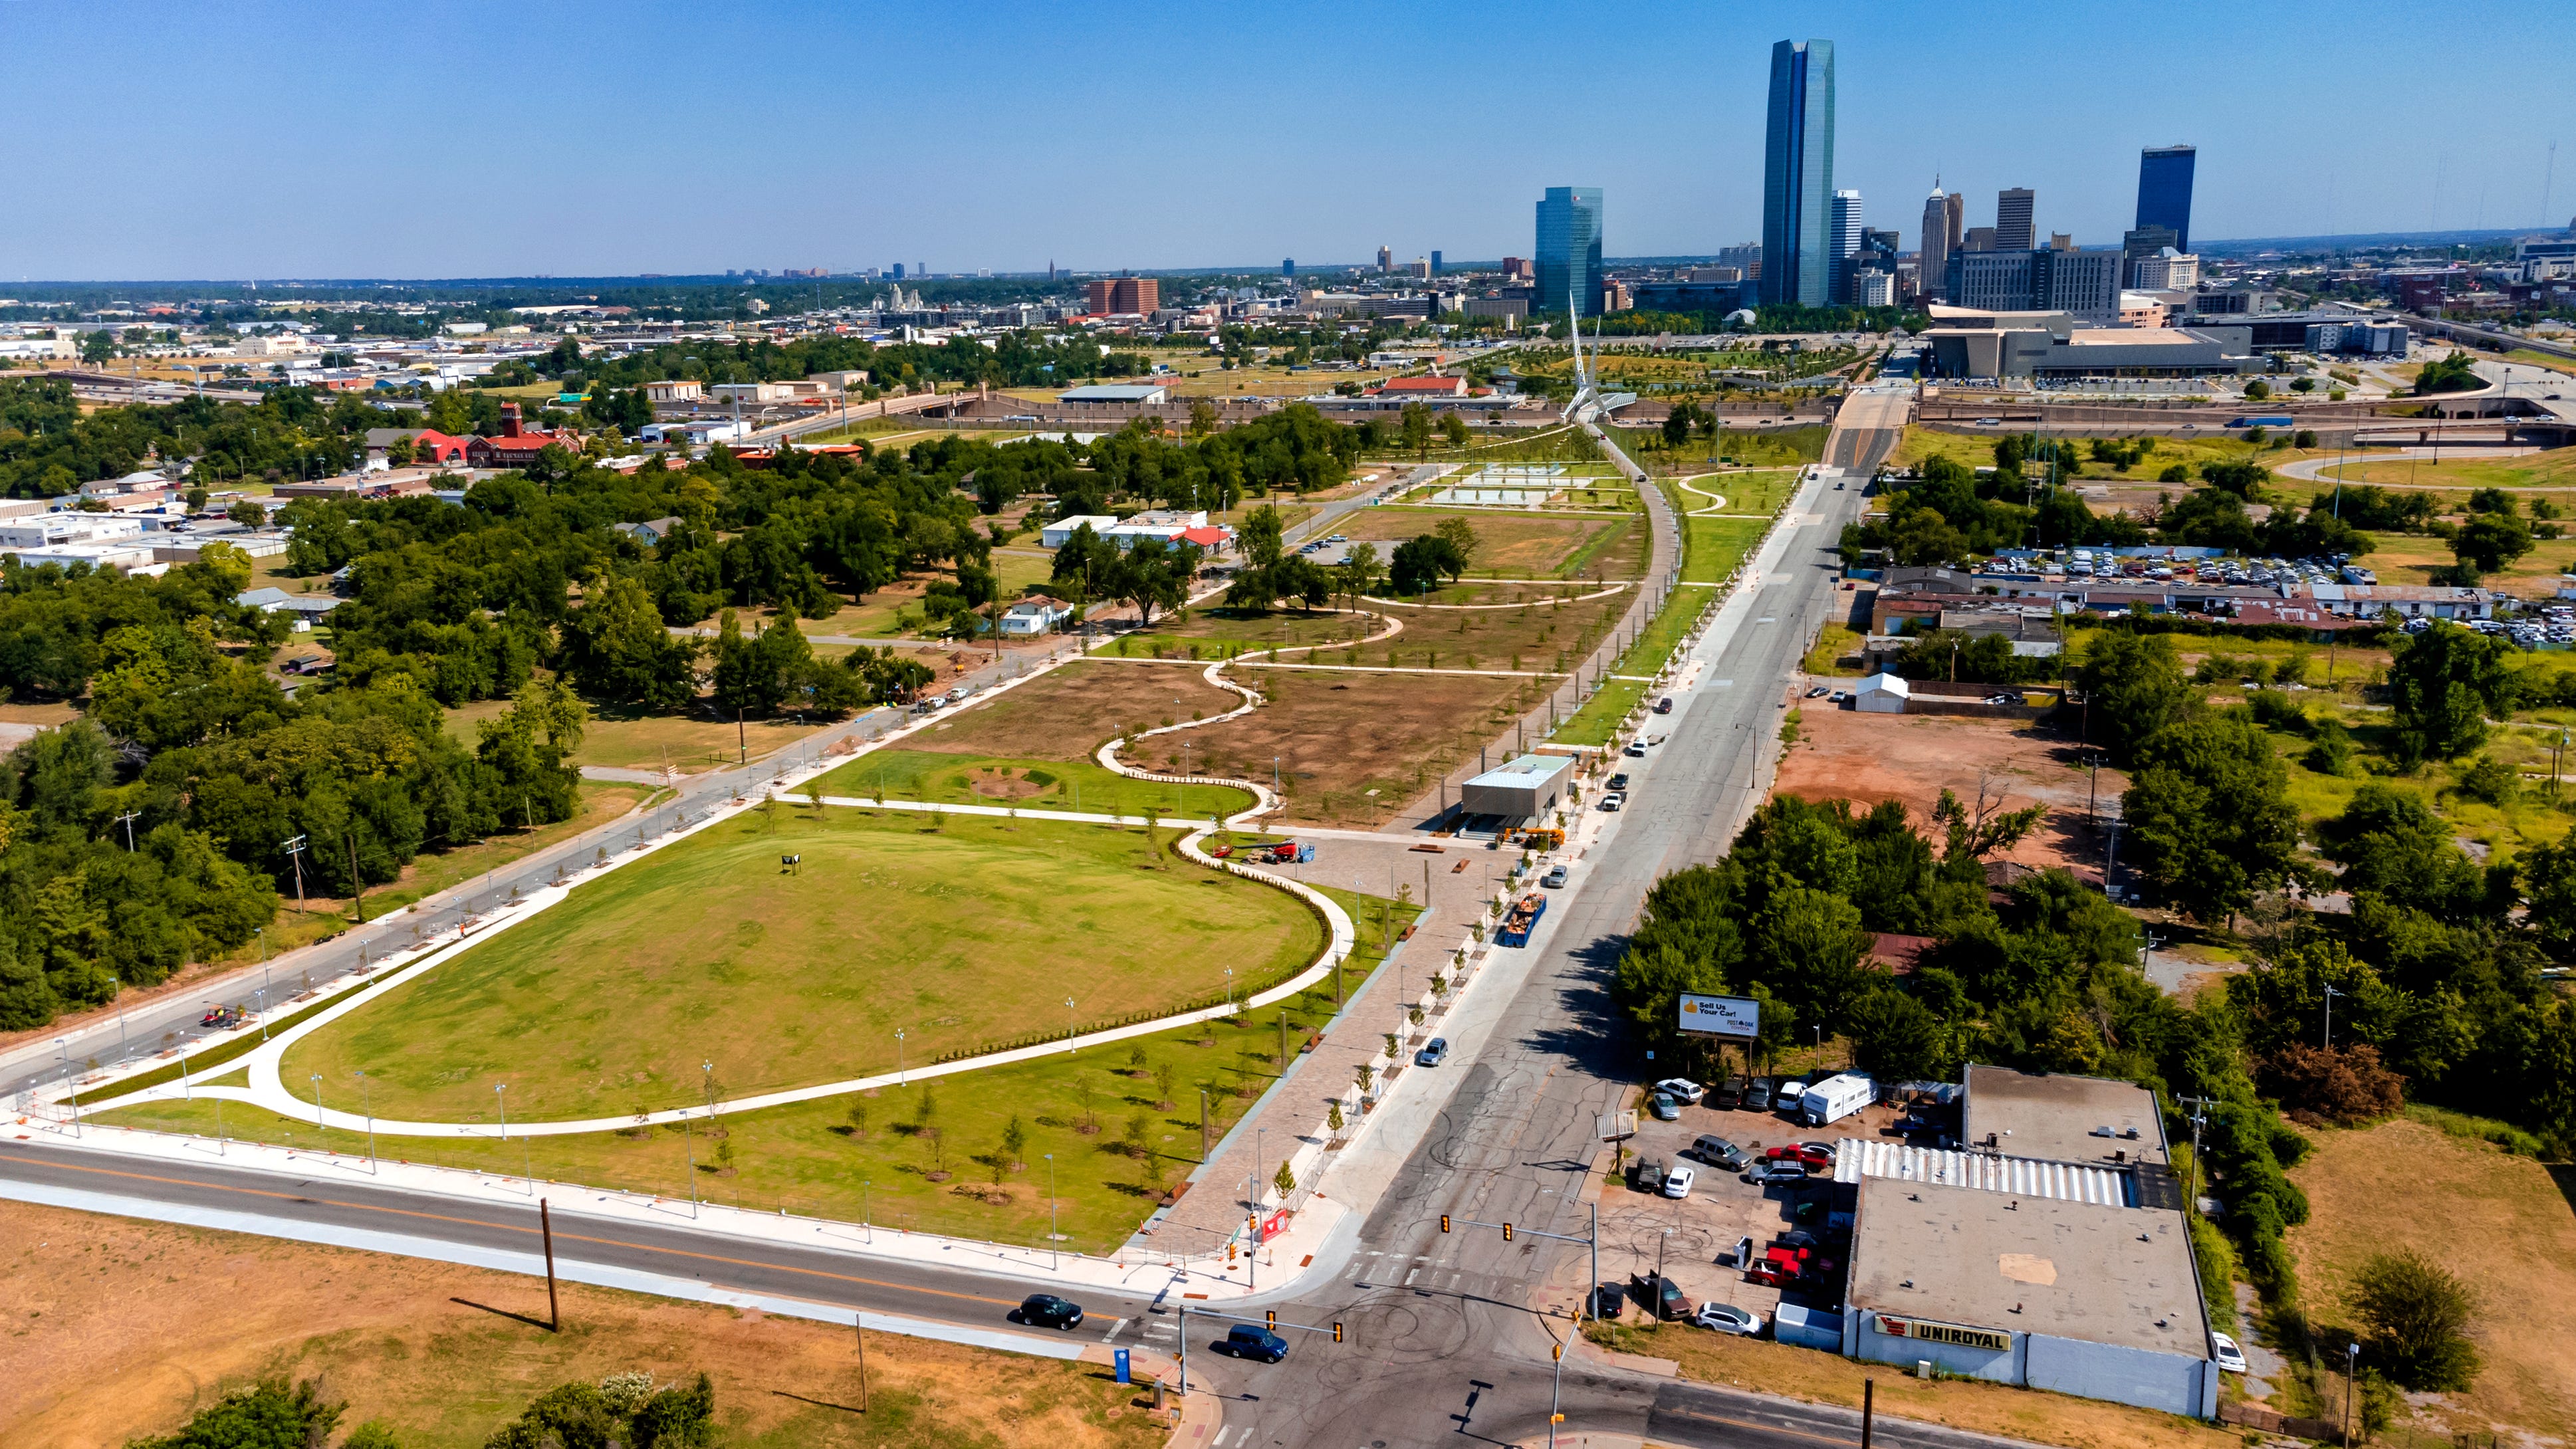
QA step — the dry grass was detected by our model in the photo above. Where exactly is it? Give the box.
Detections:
[444,699,835,775]
[1589,1321,2241,1449]
[1332,507,1635,578]
[0,1199,1163,1449]
[903,659,1238,760]
[2285,1113,2576,1444]
[1175,667,1546,827]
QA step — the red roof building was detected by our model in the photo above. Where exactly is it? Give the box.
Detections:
[463,403,581,469]
[1179,525,1230,550]
[1373,375,1466,397]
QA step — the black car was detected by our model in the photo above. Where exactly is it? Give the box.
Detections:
[1710,1081,1743,1110]
[1607,773,1631,792]
[1217,1324,1289,1363]
[1589,1281,1627,1319]
[1014,1293,1084,1329]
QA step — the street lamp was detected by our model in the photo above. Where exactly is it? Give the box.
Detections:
[310,1072,324,1133]
[1065,996,1078,1051]
[895,1029,907,1085]
[495,1082,507,1139]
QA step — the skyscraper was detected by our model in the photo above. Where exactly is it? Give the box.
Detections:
[1761,39,1835,308]
[1430,251,1442,275]
[1995,189,2036,252]
[1377,245,1393,273]
[1829,188,1864,302]
[1282,259,1296,278]
[1534,186,1605,317]
[2135,144,2196,253]
[1919,183,1954,303]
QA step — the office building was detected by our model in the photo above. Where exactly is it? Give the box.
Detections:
[1377,245,1393,273]
[2039,250,2122,320]
[1921,183,1958,303]
[2129,248,2200,291]
[1084,275,1159,315]
[1923,306,2257,380]
[891,263,906,280]
[1996,188,2036,252]
[1430,251,1443,275]
[1760,39,1836,307]
[1282,259,1295,277]
[1949,249,2038,312]
[1964,225,1998,253]
[1534,185,1606,316]
[2135,145,2196,253]
[1829,189,1865,302]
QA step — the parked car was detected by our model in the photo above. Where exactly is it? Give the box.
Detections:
[1773,1079,1807,1112]
[1709,1081,1744,1111]
[1590,1282,1627,1320]
[1804,685,1827,698]
[1631,1159,1666,1194]
[1687,1134,1746,1170]
[1014,1294,1084,1329]
[1653,1077,1705,1105]
[1661,1165,1697,1198]
[1217,1325,1290,1363]
[1740,1079,1773,1112]
[1623,742,1648,759]
[1599,792,1626,812]
[1745,1163,1809,1187]
[1606,773,1631,791]
[1632,1272,1695,1321]
[1654,696,1674,714]
[1694,1302,1764,1337]
[1647,1092,1681,1121]
[1415,1038,1449,1067]
[1542,864,1569,888]
[1827,690,1848,703]
[2211,1332,2248,1373]
[1766,1143,1835,1171]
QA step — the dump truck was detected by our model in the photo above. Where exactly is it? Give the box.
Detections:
[1496,891,1548,947]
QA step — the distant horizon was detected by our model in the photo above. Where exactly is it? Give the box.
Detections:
[1,225,2563,294]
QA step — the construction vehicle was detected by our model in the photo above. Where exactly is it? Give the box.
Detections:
[1259,841,1314,865]
[1502,826,1565,849]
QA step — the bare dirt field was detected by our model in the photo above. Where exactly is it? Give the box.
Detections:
[1333,507,1638,579]
[908,659,1238,760]
[1178,667,1545,827]
[2285,1113,2576,1446]
[1772,707,2123,883]
[0,1199,1163,1449]
[1363,588,1629,672]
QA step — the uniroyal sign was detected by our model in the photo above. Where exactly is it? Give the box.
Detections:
[1873,1313,2012,1352]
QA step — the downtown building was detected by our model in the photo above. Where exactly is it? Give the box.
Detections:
[1761,39,1835,307]
[1534,186,1606,317]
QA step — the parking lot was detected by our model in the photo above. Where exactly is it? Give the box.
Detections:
[1595,1082,1913,1337]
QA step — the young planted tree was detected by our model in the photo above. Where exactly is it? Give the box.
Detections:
[1153,1061,1178,1111]
[845,1101,869,1140]
[1273,1159,1298,1198]
[1000,1113,1028,1172]
[1123,1109,1152,1158]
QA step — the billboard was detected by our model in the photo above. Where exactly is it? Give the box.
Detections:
[1678,992,1760,1038]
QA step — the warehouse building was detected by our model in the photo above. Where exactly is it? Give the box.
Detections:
[1833,1065,2218,1420]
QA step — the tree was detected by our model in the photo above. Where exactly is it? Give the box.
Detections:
[2121,713,2302,923]
[2450,512,2533,576]
[2260,1042,2406,1125]
[2072,631,2194,766]
[2315,784,2493,923]
[1399,401,1433,459]
[562,572,700,711]
[1433,515,1479,574]
[1000,1113,1028,1172]
[1387,534,1466,596]
[1274,1159,1298,1197]
[1110,536,1197,627]
[1334,542,1383,610]
[2385,621,2514,765]
[1152,1060,1177,1110]
[1847,987,1945,1080]
[1440,412,1471,447]
[225,499,265,526]
[2349,1249,2481,1390]
[124,1377,346,1449]
[79,330,116,365]
[845,1100,869,1139]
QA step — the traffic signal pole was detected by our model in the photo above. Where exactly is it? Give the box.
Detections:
[1176,1304,1344,1398]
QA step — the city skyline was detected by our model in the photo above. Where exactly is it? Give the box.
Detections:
[1,1,2572,280]
[1760,38,1836,307]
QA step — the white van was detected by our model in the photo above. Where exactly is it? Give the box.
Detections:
[1798,1073,1875,1128]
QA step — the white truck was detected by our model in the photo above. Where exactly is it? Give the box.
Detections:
[1798,1073,1875,1128]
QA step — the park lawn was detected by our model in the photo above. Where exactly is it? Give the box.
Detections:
[1358,588,1626,672]
[445,698,835,775]
[2505,348,2576,374]
[1675,510,1770,586]
[1332,506,1628,578]
[889,659,1239,760]
[0,1199,1168,1449]
[1112,606,1377,661]
[1417,423,1609,466]
[2282,1111,2576,1444]
[813,747,1256,820]
[1669,467,1800,520]
[1552,676,1650,748]
[104,887,1412,1255]
[276,808,1324,1124]
[0,698,82,728]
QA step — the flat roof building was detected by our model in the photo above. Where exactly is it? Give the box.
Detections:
[1056,383,1171,405]
[1459,753,1575,821]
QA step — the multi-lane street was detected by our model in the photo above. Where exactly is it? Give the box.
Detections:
[0,397,2004,1448]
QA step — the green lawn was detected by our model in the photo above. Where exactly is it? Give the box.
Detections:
[811,747,1257,820]
[103,886,1417,1253]
[276,808,1322,1125]
[1897,427,2321,483]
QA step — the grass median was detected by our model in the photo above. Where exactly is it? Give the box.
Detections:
[812,747,1257,820]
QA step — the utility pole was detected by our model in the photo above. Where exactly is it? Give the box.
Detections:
[2323,982,2347,1050]
[2179,1094,2220,1207]
[281,834,308,914]
[540,1198,561,1331]
[114,810,141,851]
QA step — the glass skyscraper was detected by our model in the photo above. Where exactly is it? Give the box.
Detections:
[2135,145,2196,253]
[1761,39,1835,308]
[1535,186,1604,318]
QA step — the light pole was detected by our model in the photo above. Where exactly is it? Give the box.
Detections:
[2343,1342,2360,1446]
[310,1071,324,1133]
[895,1030,907,1085]
[495,1083,507,1139]
[1045,1152,1060,1269]
[1066,996,1078,1052]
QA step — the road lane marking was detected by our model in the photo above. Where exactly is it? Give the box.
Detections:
[0,1149,1022,1308]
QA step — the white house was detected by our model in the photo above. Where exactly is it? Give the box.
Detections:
[640,419,751,446]
[1854,673,1911,714]
[1040,514,1118,548]
[997,600,1068,636]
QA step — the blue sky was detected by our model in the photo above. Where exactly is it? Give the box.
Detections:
[3,0,2571,280]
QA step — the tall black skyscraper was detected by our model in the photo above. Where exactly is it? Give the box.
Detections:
[2135,144,2196,253]
[1761,39,1835,308]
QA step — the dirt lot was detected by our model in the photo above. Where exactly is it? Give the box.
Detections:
[903,659,1239,760]
[1363,589,1629,671]
[1772,707,2123,885]
[2285,1113,2576,1445]
[1178,667,1546,828]
[0,1199,1163,1449]
[1333,506,1637,579]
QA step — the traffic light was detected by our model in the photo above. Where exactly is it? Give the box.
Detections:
[1228,1242,1238,1264]
[1332,1321,1345,1343]
[1266,1309,1277,1331]
[1502,1222,1514,1242]
[1552,1342,1564,1361]
[1440,1213,1451,1234]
